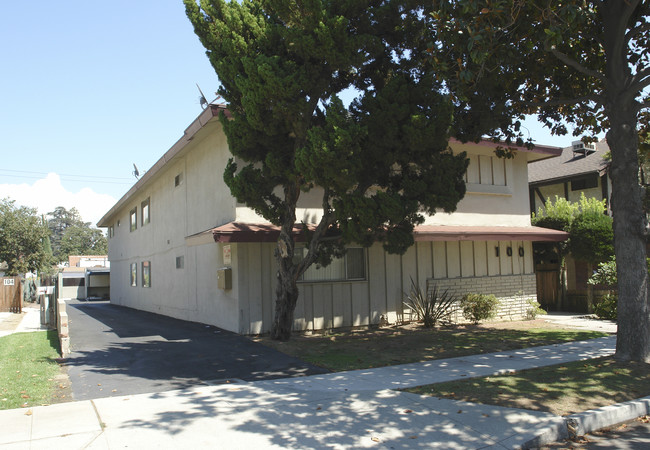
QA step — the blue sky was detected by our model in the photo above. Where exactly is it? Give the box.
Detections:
[0,1,577,225]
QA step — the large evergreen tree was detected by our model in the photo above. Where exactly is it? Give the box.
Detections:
[431,0,650,362]
[185,0,468,340]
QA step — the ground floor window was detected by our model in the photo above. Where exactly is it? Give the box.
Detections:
[62,277,85,287]
[296,247,366,282]
[130,263,137,286]
[142,261,151,287]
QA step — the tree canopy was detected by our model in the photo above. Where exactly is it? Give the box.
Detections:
[47,206,107,263]
[0,199,51,275]
[185,0,469,340]
[431,0,650,362]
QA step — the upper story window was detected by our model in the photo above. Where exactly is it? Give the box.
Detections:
[465,154,507,186]
[295,247,366,282]
[130,208,137,232]
[108,226,114,239]
[175,172,183,187]
[141,198,150,226]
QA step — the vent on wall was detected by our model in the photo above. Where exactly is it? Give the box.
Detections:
[572,140,596,157]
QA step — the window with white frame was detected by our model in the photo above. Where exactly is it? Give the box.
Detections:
[176,256,184,269]
[141,198,150,226]
[295,247,366,282]
[142,261,151,287]
[130,208,137,232]
[130,263,137,286]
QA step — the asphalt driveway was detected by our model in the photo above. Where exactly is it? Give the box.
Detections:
[64,300,328,401]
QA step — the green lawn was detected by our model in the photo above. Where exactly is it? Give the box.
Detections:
[0,331,62,409]
[407,357,650,416]
[254,322,608,372]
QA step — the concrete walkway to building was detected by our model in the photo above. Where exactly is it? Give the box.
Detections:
[0,309,647,449]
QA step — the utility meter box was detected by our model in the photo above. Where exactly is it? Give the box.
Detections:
[217,267,232,290]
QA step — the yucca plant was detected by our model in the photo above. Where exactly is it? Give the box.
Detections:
[403,278,456,327]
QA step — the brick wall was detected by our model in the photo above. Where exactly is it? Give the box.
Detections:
[427,274,538,323]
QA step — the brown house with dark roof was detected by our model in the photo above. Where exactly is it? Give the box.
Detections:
[528,140,611,313]
[529,140,611,215]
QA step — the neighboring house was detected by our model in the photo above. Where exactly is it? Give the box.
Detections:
[529,140,611,215]
[57,255,110,300]
[68,255,110,269]
[528,140,611,312]
[97,105,566,335]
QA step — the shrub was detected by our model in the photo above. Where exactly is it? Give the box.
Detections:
[460,293,499,324]
[525,299,547,320]
[594,294,617,320]
[403,278,456,327]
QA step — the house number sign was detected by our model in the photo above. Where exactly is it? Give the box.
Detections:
[4,279,15,286]
[223,245,231,266]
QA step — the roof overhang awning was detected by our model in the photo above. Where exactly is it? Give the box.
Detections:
[412,225,568,242]
[209,222,316,243]
[202,222,568,244]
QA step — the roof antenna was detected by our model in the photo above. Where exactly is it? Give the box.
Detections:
[133,164,140,179]
[197,83,209,109]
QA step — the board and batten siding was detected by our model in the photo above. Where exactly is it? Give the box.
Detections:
[234,239,535,334]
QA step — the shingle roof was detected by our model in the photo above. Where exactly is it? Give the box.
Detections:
[528,140,609,185]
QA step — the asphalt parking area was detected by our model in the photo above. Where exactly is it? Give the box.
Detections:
[64,300,328,400]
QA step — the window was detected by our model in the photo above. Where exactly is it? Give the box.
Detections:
[465,154,507,186]
[295,247,366,282]
[117,219,121,227]
[130,208,137,232]
[108,226,114,238]
[571,174,598,191]
[176,256,184,269]
[62,277,85,287]
[141,198,150,226]
[175,173,183,187]
[130,263,137,286]
[142,261,151,287]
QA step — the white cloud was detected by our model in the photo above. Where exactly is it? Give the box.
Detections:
[0,173,116,226]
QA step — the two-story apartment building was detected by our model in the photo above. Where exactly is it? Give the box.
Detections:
[98,105,566,334]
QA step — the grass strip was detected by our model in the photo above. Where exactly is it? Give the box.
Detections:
[407,357,650,416]
[255,325,607,372]
[0,330,62,409]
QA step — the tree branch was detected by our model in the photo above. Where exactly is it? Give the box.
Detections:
[523,94,603,110]
[629,70,650,94]
[546,46,607,83]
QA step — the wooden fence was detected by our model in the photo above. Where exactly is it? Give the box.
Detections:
[1,277,22,313]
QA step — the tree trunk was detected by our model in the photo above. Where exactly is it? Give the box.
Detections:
[270,186,300,341]
[601,0,650,363]
[607,108,650,362]
[270,265,299,341]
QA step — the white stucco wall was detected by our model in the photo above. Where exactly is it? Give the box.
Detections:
[104,118,241,332]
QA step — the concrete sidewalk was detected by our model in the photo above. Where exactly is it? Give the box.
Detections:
[3,335,642,449]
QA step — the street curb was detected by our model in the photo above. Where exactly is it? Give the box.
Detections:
[521,395,650,448]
